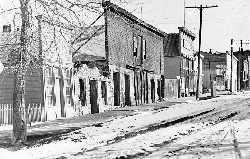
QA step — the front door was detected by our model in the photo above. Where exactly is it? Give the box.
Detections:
[79,78,86,106]
[151,79,155,103]
[113,72,120,106]
[90,80,98,114]
[125,74,130,106]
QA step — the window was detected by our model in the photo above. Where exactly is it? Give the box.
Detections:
[137,36,142,65]
[133,36,137,56]
[65,69,71,105]
[142,39,146,59]
[45,67,53,106]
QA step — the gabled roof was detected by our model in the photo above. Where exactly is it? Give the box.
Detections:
[163,33,180,57]
[102,1,166,37]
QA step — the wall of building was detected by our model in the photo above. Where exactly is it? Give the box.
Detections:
[109,64,161,106]
[74,64,112,115]
[0,68,43,104]
[105,9,164,106]
[164,57,180,79]
[38,16,75,120]
[106,10,164,76]
[226,54,238,92]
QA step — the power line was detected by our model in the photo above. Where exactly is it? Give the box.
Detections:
[185,4,218,100]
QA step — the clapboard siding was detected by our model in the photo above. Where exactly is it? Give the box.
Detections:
[0,70,14,104]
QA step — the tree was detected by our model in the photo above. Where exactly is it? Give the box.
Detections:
[1,0,142,144]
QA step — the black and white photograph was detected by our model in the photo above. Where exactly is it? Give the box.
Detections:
[0,0,250,158]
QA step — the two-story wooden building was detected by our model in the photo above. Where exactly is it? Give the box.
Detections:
[164,27,196,98]
[0,16,74,121]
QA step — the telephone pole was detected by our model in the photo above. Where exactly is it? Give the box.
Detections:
[185,4,218,100]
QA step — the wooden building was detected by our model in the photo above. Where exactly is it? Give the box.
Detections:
[164,27,196,98]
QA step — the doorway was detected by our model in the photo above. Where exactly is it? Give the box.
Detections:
[125,74,130,106]
[113,72,120,106]
[79,78,86,106]
[151,79,155,103]
[89,80,98,114]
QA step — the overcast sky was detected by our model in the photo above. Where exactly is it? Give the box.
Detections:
[121,0,250,52]
[1,0,250,52]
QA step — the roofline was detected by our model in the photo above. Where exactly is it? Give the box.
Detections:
[102,1,166,37]
[178,27,196,39]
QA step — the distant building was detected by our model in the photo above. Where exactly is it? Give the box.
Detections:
[233,50,250,90]
[201,51,238,92]
[164,27,196,98]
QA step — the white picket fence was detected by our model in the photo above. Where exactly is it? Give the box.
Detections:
[0,103,46,126]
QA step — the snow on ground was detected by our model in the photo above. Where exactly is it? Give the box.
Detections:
[14,102,218,159]
[1,93,250,159]
[146,120,250,159]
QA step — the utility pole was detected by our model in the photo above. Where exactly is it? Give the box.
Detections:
[230,39,233,93]
[186,4,218,100]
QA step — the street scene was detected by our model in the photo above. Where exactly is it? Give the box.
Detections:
[1,0,250,158]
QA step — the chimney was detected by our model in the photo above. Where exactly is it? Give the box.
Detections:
[3,24,11,32]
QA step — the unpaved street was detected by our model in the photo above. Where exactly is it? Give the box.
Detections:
[67,94,250,159]
[4,93,250,159]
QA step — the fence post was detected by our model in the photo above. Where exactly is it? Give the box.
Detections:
[0,104,2,125]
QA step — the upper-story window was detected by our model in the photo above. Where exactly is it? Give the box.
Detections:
[137,35,142,64]
[143,39,146,60]
[133,35,137,57]
[3,25,11,32]
[133,34,146,64]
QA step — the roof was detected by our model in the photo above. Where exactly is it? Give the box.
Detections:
[73,54,105,63]
[163,33,180,57]
[201,52,227,63]
[102,1,166,37]
[178,27,196,40]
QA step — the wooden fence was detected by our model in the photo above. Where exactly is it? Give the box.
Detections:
[0,103,46,126]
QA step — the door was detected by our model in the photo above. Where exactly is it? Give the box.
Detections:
[151,79,155,103]
[89,80,98,114]
[113,72,120,106]
[157,79,161,101]
[55,78,62,118]
[101,81,107,105]
[79,78,86,106]
[145,72,148,103]
[125,74,130,106]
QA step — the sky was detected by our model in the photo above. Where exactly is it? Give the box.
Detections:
[121,0,250,52]
[1,0,250,52]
